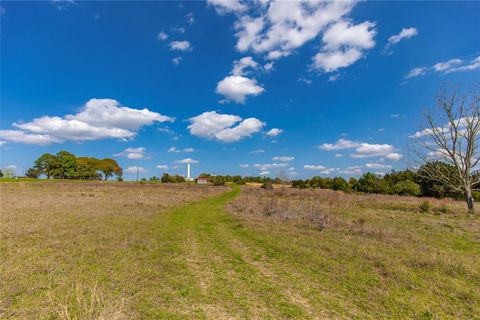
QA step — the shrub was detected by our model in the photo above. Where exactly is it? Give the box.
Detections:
[211,176,226,186]
[392,180,421,196]
[419,201,431,213]
[261,181,273,190]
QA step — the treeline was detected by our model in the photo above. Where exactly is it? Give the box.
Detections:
[26,151,122,180]
[292,162,469,199]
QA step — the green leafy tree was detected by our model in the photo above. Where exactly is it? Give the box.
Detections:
[0,169,3,178]
[33,153,56,178]
[392,180,421,196]
[25,168,41,179]
[211,175,226,186]
[98,158,122,181]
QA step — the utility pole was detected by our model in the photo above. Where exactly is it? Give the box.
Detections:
[136,167,139,182]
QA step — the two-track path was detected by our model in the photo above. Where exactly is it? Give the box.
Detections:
[134,186,317,319]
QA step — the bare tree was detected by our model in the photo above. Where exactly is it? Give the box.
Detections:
[413,83,480,211]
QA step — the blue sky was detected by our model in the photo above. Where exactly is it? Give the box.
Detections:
[1,0,479,180]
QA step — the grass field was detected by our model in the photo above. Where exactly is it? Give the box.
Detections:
[1,182,479,319]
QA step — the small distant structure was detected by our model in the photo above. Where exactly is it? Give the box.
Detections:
[185,163,194,182]
[196,177,209,184]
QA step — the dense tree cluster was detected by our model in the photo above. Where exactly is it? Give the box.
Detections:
[291,162,470,199]
[160,173,186,183]
[27,151,122,180]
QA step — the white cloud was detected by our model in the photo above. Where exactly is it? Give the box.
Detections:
[404,67,427,79]
[334,153,343,158]
[125,166,146,174]
[186,12,195,25]
[384,27,417,54]
[169,40,192,51]
[366,163,392,169]
[0,130,61,145]
[272,156,294,162]
[172,57,183,65]
[298,77,312,84]
[168,147,194,153]
[239,164,249,168]
[313,20,376,72]
[384,153,403,161]
[207,0,246,14]
[304,165,338,174]
[158,31,169,41]
[259,170,270,176]
[319,138,360,151]
[157,165,169,170]
[249,149,265,154]
[231,56,259,76]
[188,111,264,142]
[253,163,288,170]
[405,55,480,78]
[339,165,363,175]
[433,58,462,72]
[264,62,274,72]
[351,143,395,158]
[115,147,147,159]
[216,75,264,104]
[1,99,173,146]
[265,128,283,137]
[175,158,199,164]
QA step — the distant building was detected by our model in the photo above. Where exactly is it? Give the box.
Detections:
[196,177,209,184]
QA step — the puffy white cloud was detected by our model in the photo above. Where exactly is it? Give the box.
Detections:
[169,40,192,51]
[313,20,376,72]
[158,31,168,41]
[115,147,147,159]
[231,56,259,76]
[304,165,338,174]
[185,12,195,25]
[188,111,264,142]
[444,56,480,74]
[265,128,283,137]
[207,0,246,14]
[157,165,169,170]
[168,147,194,153]
[366,163,392,169]
[239,164,249,168]
[319,138,360,150]
[125,166,146,174]
[216,75,264,103]
[351,143,395,158]
[1,98,173,146]
[175,158,199,164]
[272,156,294,162]
[334,153,343,158]
[384,153,403,161]
[259,170,270,176]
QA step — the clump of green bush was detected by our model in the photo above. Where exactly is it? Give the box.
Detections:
[261,181,273,190]
[419,201,431,213]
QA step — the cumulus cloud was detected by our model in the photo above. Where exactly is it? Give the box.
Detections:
[259,170,270,176]
[319,138,402,159]
[188,111,264,142]
[125,166,146,174]
[405,55,480,78]
[157,165,169,170]
[265,128,283,137]
[351,143,395,158]
[318,138,360,150]
[168,147,194,153]
[231,56,259,76]
[313,20,376,72]
[339,165,363,175]
[253,163,288,170]
[216,76,264,103]
[169,40,192,51]
[239,164,249,168]
[175,158,199,164]
[0,98,173,146]
[384,27,417,54]
[212,1,374,74]
[207,0,246,14]
[304,165,338,174]
[172,57,183,66]
[272,156,294,162]
[115,147,147,159]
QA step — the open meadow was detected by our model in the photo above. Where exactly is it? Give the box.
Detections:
[1,182,479,319]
